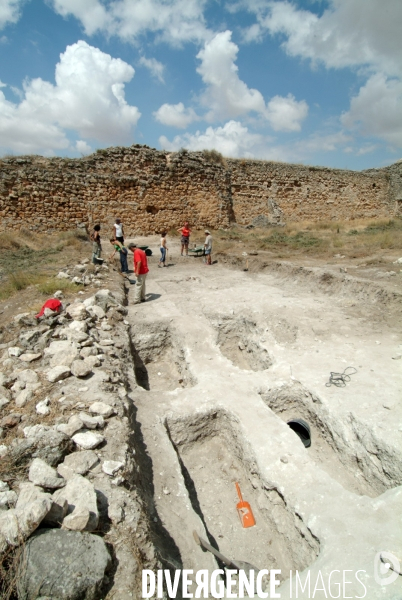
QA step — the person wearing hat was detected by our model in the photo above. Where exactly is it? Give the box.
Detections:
[128,243,149,304]
[204,230,213,265]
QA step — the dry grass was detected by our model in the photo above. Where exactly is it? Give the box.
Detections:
[0,228,89,301]
[212,218,402,259]
[0,543,23,600]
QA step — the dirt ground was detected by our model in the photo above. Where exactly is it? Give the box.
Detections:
[1,230,401,598]
[125,233,402,599]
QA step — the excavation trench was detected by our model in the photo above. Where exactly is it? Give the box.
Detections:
[260,383,402,497]
[212,316,273,371]
[130,321,195,391]
[165,409,320,582]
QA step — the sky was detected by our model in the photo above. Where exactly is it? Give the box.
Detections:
[0,0,401,170]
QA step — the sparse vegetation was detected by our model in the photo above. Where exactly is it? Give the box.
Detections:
[213,217,402,258]
[202,149,227,167]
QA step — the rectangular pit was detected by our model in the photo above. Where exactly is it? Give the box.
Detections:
[212,316,273,371]
[166,409,319,581]
[130,321,195,391]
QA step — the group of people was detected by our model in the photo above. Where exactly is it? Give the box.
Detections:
[90,218,213,305]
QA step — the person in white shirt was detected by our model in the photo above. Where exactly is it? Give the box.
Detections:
[113,218,124,244]
[204,230,212,265]
[159,232,168,267]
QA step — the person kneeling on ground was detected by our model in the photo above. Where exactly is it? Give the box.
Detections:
[128,243,149,304]
[204,230,212,265]
[109,239,129,276]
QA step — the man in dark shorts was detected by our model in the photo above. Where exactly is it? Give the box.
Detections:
[177,221,191,256]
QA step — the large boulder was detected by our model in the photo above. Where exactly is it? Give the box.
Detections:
[17,529,110,600]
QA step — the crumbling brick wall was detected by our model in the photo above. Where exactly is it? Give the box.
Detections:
[0,145,400,233]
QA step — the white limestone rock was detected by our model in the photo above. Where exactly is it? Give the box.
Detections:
[29,458,66,489]
[0,490,18,510]
[47,365,71,383]
[62,506,91,531]
[57,449,99,479]
[57,415,84,437]
[102,461,124,477]
[71,359,92,378]
[66,303,88,321]
[78,412,104,430]
[8,347,23,357]
[72,431,105,450]
[87,305,106,320]
[15,388,33,408]
[19,353,42,363]
[53,474,98,531]
[17,370,39,384]
[89,401,116,418]
[36,398,50,415]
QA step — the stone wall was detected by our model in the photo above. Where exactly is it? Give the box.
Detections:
[0,145,401,233]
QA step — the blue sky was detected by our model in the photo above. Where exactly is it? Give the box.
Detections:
[0,0,401,170]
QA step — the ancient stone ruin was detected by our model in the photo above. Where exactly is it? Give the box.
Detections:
[1,145,401,233]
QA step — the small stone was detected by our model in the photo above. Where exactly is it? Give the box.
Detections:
[47,365,71,383]
[29,458,66,489]
[78,412,104,429]
[0,445,7,458]
[58,450,99,476]
[102,460,124,476]
[57,415,84,437]
[99,339,113,346]
[101,322,112,331]
[56,271,70,279]
[89,401,116,418]
[87,305,106,320]
[72,431,105,450]
[280,456,289,464]
[0,395,10,409]
[69,320,88,333]
[53,475,99,531]
[66,303,88,321]
[19,353,42,363]
[0,490,18,510]
[8,347,22,357]
[1,413,21,428]
[71,359,92,378]
[62,506,91,531]
[50,349,79,368]
[36,398,50,415]
[17,370,39,384]
[83,355,101,369]
[15,388,33,407]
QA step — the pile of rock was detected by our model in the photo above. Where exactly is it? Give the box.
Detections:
[0,284,144,599]
[56,257,109,287]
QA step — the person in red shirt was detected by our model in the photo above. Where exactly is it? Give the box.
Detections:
[128,243,149,304]
[177,221,192,257]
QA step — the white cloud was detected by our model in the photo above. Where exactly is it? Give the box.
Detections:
[0,0,25,30]
[197,30,266,121]
[241,0,402,77]
[50,0,210,45]
[138,56,165,83]
[265,94,308,132]
[196,30,308,131]
[341,73,402,147]
[0,40,141,154]
[154,102,199,128]
[159,120,266,158]
[49,0,112,36]
[76,139,92,154]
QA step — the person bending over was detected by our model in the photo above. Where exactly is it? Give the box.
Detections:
[109,239,129,275]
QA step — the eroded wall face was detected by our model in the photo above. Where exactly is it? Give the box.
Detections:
[228,160,393,225]
[0,146,399,232]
